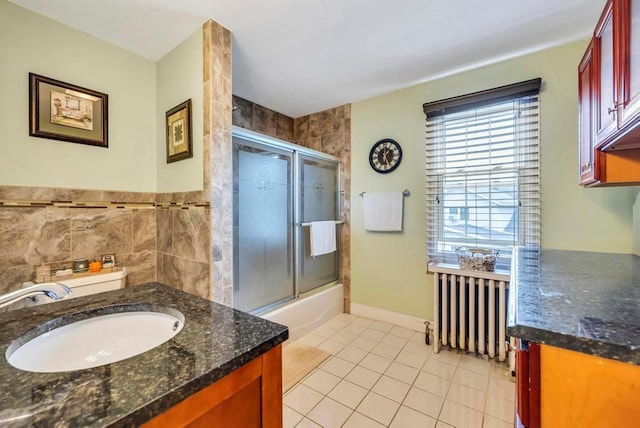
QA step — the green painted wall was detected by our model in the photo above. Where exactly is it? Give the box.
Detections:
[351,40,636,320]
[0,1,157,192]
[156,29,204,193]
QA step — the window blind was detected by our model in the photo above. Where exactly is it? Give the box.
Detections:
[424,79,541,269]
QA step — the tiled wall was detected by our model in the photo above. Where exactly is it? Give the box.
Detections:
[0,186,158,299]
[232,95,295,142]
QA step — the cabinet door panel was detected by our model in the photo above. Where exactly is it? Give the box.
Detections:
[579,42,597,184]
[620,0,640,126]
[595,1,618,146]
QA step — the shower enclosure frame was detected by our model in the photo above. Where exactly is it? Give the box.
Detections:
[232,126,342,314]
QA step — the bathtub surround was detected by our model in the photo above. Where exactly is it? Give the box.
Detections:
[232,97,353,312]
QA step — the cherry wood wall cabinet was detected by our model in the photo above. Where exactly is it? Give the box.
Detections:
[142,345,283,428]
[579,0,640,186]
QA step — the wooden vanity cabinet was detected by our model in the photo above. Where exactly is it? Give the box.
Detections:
[515,342,640,427]
[142,345,282,428]
[579,0,640,185]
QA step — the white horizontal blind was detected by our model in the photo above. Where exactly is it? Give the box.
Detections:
[425,89,540,268]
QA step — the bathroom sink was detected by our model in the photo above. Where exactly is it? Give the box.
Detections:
[6,307,184,373]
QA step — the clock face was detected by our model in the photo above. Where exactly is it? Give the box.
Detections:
[369,138,402,174]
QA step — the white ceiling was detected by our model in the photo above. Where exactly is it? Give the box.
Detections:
[10,0,603,118]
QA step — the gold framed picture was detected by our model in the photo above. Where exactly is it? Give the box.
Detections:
[29,73,108,147]
[166,99,192,163]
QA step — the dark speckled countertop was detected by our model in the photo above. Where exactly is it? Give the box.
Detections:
[507,248,639,365]
[0,283,288,427]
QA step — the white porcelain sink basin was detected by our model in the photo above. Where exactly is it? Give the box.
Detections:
[6,308,184,373]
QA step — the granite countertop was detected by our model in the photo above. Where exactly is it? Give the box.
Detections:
[0,283,289,426]
[507,248,640,365]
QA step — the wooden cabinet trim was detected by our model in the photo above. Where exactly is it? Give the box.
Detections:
[261,345,283,428]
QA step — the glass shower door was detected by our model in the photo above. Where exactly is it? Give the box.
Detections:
[233,137,294,312]
[297,155,340,294]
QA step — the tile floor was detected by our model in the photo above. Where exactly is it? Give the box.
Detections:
[283,313,516,428]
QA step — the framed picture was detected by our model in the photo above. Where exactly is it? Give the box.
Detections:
[166,99,193,163]
[29,73,108,147]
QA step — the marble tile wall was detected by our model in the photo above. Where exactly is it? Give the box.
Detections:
[0,186,158,300]
[203,20,233,306]
[232,95,295,142]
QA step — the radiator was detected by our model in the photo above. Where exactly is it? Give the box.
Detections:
[430,265,510,362]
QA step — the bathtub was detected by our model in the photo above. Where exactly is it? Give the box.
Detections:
[260,283,344,341]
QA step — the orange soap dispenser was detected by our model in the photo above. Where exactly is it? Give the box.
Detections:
[89,259,102,273]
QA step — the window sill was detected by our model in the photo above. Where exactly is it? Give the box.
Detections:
[427,262,510,282]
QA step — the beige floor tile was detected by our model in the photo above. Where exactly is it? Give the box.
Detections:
[459,354,491,375]
[389,325,415,339]
[370,320,395,333]
[402,386,444,418]
[356,391,401,426]
[317,338,346,355]
[429,349,463,366]
[344,365,382,389]
[488,376,516,401]
[435,421,455,428]
[327,379,369,409]
[352,317,375,328]
[331,330,358,345]
[409,331,427,343]
[446,382,487,411]
[371,342,402,360]
[488,362,512,379]
[385,361,420,384]
[438,400,484,428]
[390,405,437,428]
[360,328,386,342]
[395,349,427,369]
[453,367,489,391]
[284,384,323,415]
[295,417,321,427]
[327,318,350,330]
[414,371,451,397]
[359,353,393,374]
[372,375,411,403]
[483,414,514,428]
[306,397,352,428]
[342,411,386,428]
[283,405,304,428]
[321,356,355,378]
[351,336,378,352]
[484,395,515,424]
[381,333,409,349]
[313,324,339,338]
[337,345,369,364]
[334,313,359,323]
[302,368,341,394]
[423,358,457,380]
[343,323,366,336]
[402,340,432,356]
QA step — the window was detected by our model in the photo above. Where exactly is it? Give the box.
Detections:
[424,79,541,269]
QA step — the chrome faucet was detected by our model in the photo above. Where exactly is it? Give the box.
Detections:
[0,283,72,309]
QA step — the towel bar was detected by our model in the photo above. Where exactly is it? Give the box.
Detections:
[299,221,345,227]
[359,189,410,197]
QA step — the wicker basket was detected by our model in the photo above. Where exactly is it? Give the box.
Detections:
[456,247,500,272]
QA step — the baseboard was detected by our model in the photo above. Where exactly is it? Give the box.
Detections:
[350,303,433,333]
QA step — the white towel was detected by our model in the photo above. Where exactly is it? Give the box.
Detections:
[363,192,404,232]
[309,221,337,257]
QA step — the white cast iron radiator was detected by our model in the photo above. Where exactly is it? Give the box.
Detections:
[429,265,510,361]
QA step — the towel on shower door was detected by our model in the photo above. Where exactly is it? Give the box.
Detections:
[363,192,404,232]
[309,221,336,257]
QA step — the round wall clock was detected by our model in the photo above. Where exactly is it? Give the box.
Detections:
[369,138,403,174]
